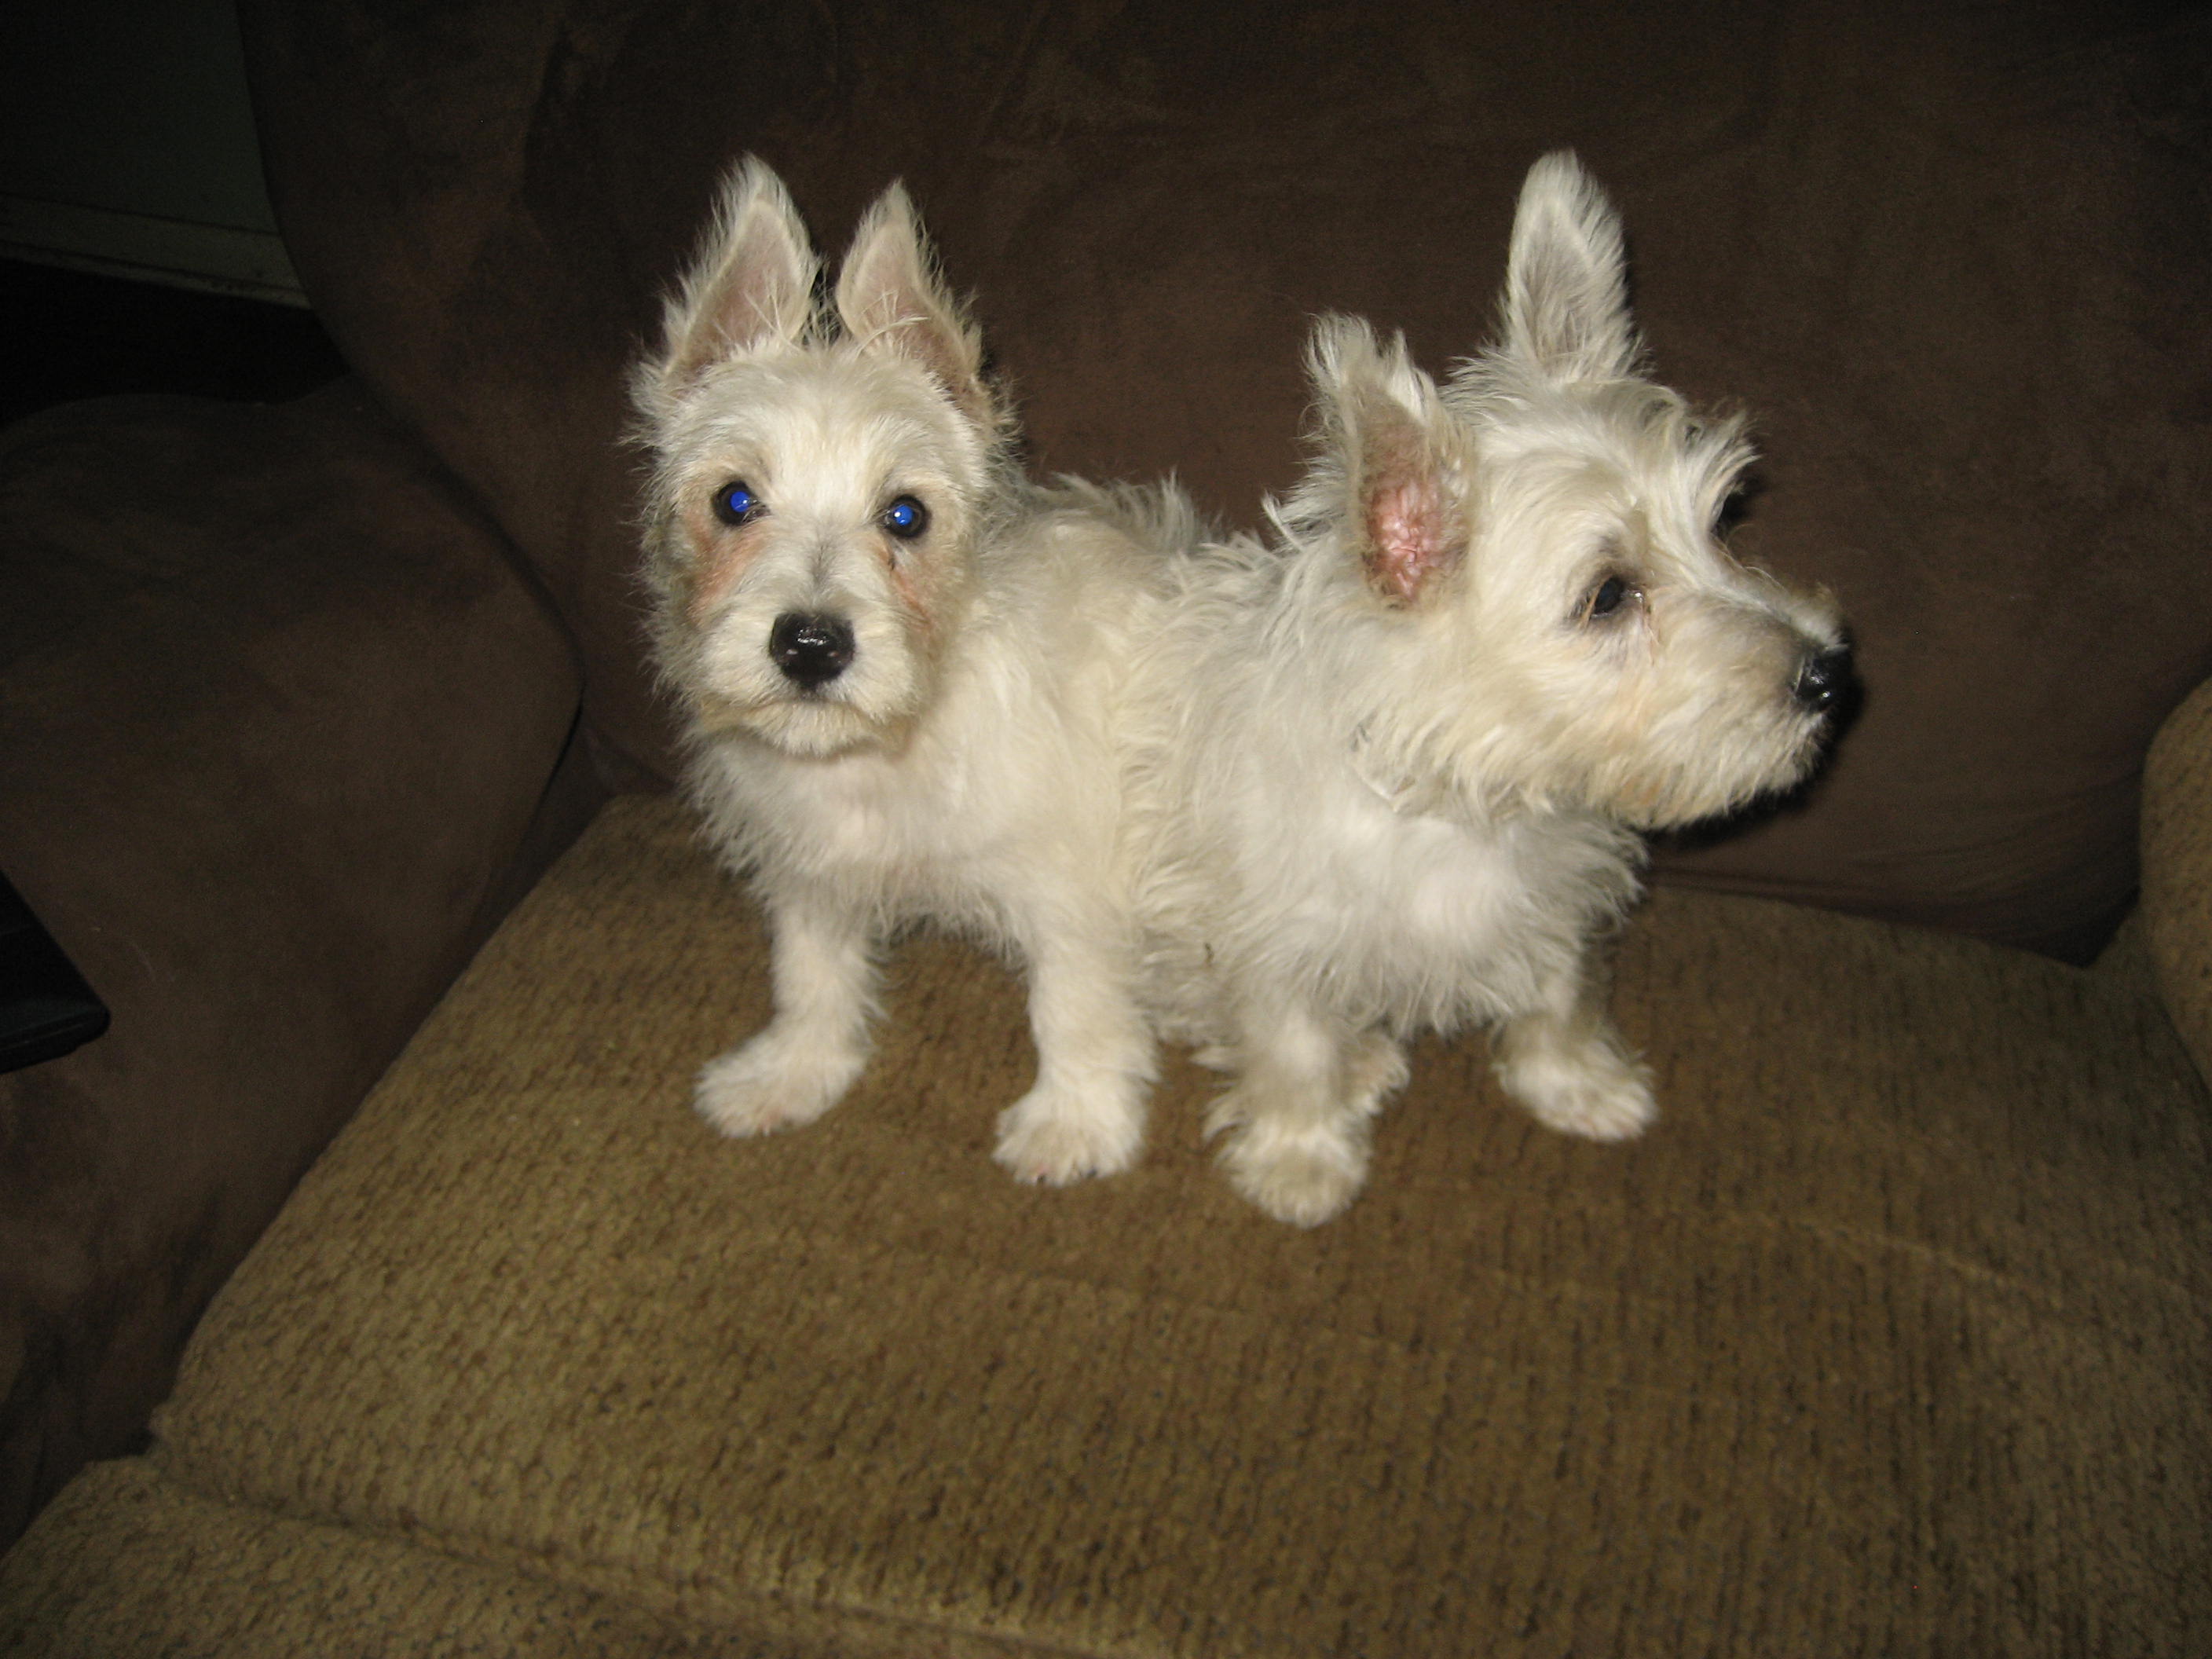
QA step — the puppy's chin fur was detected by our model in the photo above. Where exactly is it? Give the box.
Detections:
[633,157,1192,1190]
[690,693,909,760]
[1125,150,1851,1228]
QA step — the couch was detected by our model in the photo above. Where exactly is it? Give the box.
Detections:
[2,0,2207,1651]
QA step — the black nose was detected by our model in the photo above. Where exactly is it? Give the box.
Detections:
[767,612,855,690]
[1793,643,1855,714]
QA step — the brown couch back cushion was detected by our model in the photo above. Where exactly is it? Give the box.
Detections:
[239,0,2212,960]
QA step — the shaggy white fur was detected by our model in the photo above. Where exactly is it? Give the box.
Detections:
[635,153,1848,1226]
[1123,152,1851,1225]
[634,159,1194,1185]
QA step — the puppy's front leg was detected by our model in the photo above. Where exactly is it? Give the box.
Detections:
[696,887,878,1137]
[1208,992,1396,1227]
[992,916,1154,1186]
[1490,943,1654,1141]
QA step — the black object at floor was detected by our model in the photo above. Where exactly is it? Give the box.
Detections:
[0,870,108,1073]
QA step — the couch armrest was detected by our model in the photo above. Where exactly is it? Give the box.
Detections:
[2141,672,2212,1085]
[0,383,592,1547]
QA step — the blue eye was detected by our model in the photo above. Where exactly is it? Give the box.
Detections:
[712,482,763,526]
[881,495,929,540]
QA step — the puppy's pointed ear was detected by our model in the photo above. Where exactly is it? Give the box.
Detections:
[653,158,818,393]
[1309,316,1464,606]
[833,183,998,431]
[1499,150,1639,384]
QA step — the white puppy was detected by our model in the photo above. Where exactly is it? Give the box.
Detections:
[1128,152,1851,1225]
[633,159,1191,1184]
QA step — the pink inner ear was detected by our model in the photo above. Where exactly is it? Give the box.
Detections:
[672,242,803,383]
[1365,474,1455,603]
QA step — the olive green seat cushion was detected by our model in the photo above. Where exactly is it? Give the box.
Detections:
[4,794,2207,1656]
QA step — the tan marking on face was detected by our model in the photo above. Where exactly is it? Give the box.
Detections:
[683,498,767,628]
[881,533,930,624]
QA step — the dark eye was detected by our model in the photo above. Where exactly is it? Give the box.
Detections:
[1582,574,1639,623]
[712,481,764,526]
[880,495,929,540]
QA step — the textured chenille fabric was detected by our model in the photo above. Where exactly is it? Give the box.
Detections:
[4,793,2204,1656]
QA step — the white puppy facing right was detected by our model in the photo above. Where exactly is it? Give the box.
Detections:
[1129,153,1852,1225]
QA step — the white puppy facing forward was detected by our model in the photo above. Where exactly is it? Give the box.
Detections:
[633,159,1192,1185]
[1127,152,1852,1225]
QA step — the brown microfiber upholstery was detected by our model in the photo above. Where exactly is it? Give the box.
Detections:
[239,0,2212,958]
[6,795,2203,1654]
[0,386,588,1545]
[2144,675,2212,1086]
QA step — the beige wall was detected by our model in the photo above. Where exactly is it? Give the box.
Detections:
[0,1,301,302]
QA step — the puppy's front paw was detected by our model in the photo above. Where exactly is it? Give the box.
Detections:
[1212,1103,1370,1228]
[993,1083,1144,1185]
[1496,1042,1656,1143]
[694,1031,863,1139]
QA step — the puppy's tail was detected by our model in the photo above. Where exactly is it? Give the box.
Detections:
[1043,474,1212,561]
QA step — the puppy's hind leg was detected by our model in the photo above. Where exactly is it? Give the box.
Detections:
[1209,992,1383,1227]
[697,887,878,1137]
[993,917,1155,1186]
[1490,947,1654,1142]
